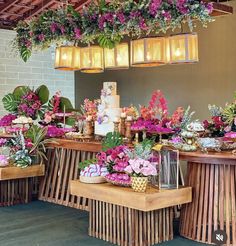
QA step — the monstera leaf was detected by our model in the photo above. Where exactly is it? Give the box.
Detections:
[35,85,49,104]
[59,97,74,112]
[2,93,18,112]
[13,86,30,99]
[20,47,31,63]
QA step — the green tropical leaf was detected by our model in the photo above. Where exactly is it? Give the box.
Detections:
[102,132,123,151]
[65,117,76,126]
[20,47,31,62]
[59,97,74,112]
[13,86,30,99]
[36,85,49,104]
[2,93,18,112]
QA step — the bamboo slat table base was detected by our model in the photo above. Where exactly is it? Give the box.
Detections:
[89,200,173,246]
[38,147,98,210]
[180,161,236,245]
[0,178,32,206]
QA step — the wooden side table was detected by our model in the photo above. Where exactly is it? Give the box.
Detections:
[179,151,236,245]
[70,181,192,246]
[0,164,45,207]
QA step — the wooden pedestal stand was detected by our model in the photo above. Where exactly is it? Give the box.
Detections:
[0,164,45,207]
[70,181,192,246]
[179,151,236,245]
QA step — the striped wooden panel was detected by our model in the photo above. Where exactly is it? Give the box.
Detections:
[0,178,32,206]
[180,162,236,245]
[38,147,97,210]
[89,199,173,246]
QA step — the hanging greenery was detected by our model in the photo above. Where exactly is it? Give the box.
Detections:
[13,0,213,62]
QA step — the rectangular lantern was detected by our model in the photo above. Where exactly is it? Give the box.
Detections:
[104,43,129,69]
[168,33,199,64]
[131,37,166,67]
[54,46,80,71]
[80,46,104,73]
[159,148,179,189]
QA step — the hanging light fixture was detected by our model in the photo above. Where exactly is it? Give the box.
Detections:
[104,43,129,70]
[80,46,104,73]
[168,33,199,64]
[54,46,81,71]
[131,37,166,67]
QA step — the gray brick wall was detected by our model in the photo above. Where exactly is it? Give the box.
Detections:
[0,29,75,116]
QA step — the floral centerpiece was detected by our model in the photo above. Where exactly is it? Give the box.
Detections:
[97,145,131,186]
[203,104,225,137]
[1,85,75,139]
[2,85,49,120]
[2,125,55,168]
[124,139,158,192]
[80,98,99,121]
[132,91,196,143]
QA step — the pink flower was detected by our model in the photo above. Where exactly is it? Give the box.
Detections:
[117,12,125,24]
[38,34,45,41]
[125,158,158,177]
[149,0,162,16]
[74,28,81,39]
[0,155,8,167]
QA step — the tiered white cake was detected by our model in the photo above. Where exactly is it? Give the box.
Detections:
[95,82,121,136]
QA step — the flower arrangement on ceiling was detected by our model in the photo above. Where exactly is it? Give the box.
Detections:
[13,0,213,62]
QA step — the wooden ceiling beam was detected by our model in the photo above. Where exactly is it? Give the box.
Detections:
[18,0,55,20]
[74,0,90,11]
[0,0,19,13]
[211,2,233,16]
[13,3,35,9]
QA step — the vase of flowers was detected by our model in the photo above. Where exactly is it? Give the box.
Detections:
[125,158,157,192]
[131,176,148,193]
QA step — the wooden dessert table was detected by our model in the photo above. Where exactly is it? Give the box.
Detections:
[39,139,102,210]
[0,164,45,206]
[70,181,192,246]
[179,151,236,245]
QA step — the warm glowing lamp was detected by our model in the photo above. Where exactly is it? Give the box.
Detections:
[54,46,80,71]
[80,46,104,73]
[131,37,166,67]
[104,43,129,69]
[168,33,199,64]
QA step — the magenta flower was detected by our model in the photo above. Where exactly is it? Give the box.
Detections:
[50,22,58,33]
[0,138,7,147]
[38,34,45,41]
[117,12,125,24]
[139,18,148,30]
[0,114,17,127]
[74,28,81,39]
[149,0,162,16]
[206,3,213,14]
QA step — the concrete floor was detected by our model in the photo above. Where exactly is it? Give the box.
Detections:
[0,201,207,246]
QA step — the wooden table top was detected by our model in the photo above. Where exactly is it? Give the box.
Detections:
[0,164,45,181]
[70,180,192,212]
[179,150,236,164]
[47,139,102,152]
[49,139,236,164]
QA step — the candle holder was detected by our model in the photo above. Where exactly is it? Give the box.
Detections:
[113,121,120,133]
[125,119,133,144]
[120,116,126,136]
[85,120,94,137]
